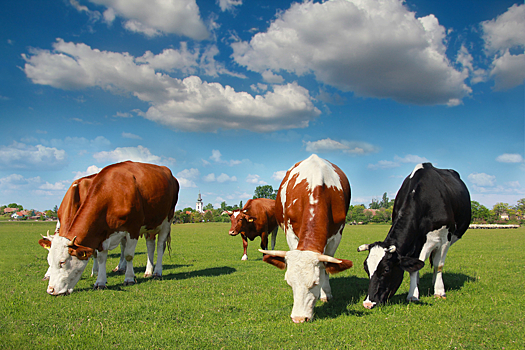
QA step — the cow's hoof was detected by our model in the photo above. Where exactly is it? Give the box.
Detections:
[123,279,136,286]
[144,272,152,278]
[112,268,125,275]
[407,296,420,302]
[241,255,248,261]
[152,273,162,280]
[42,276,50,281]
[93,284,107,290]
[434,294,446,299]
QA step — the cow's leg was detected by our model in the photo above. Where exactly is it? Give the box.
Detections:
[123,236,138,286]
[319,225,343,302]
[113,237,127,274]
[91,254,99,277]
[152,220,171,278]
[407,271,420,302]
[260,229,269,250]
[94,250,108,289]
[144,237,156,278]
[270,227,278,250]
[241,234,248,260]
[432,241,451,299]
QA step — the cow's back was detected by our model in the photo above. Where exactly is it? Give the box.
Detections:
[276,155,350,252]
[244,198,277,231]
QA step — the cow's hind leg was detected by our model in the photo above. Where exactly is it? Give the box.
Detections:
[144,237,156,278]
[123,236,139,286]
[270,227,278,250]
[112,238,127,274]
[152,219,171,278]
[407,271,420,302]
[432,241,451,299]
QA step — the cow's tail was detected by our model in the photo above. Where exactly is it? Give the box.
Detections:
[165,230,172,257]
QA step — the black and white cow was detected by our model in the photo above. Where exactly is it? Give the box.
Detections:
[358,163,471,309]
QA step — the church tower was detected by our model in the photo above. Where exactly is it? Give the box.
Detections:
[196,191,204,213]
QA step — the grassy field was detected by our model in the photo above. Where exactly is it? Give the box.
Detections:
[0,222,523,349]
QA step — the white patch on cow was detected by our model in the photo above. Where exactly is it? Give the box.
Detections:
[233,211,240,218]
[363,295,376,309]
[284,250,322,322]
[286,220,299,250]
[100,231,128,252]
[290,154,342,192]
[410,163,425,178]
[366,246,387,278]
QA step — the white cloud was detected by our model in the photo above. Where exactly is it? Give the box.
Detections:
[305,138,379,155]
[394,154,429,164]
[87,0,209,40]
[468,173,496,187]
[231,0,470,106]
[496,153,524,163]
[176,168,200,188]
[0,142,67,170]
[93,145,173,165]
[203,173,216,182]
[368,160,400,170]
[217,0,242,12]
[217,173,237,183]
[246,174,267,185]
[369,154,429,170]
[481,4,525,90]
[74,165,102,179]
[23,39,320,133]
[122,132,142,140]
[272,170,287,182]
[209,150,243,166]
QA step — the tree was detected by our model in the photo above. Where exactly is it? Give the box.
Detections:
[204,203,213,211]
[253,185,277,199]
[8,203,23,211]
[493,202,510,218]
[369,198,381,209]
[204,210,214,222]
[471,201,491,223]
[379,192,392,208]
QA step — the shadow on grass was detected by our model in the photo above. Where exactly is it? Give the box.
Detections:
[315,275,369,319]
[315,271,475,319]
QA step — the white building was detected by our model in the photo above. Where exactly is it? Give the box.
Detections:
[196,192,204,213]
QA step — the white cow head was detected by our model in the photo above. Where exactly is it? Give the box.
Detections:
[39,233,92,295]
[260,249,353,323]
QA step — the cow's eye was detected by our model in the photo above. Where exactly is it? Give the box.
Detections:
[59,260,66,268]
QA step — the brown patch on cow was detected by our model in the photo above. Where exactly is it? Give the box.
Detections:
[324,259,353,275]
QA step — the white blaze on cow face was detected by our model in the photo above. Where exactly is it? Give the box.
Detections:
[365,246,387,278]
[284,250,323,323]
[46,235,89,295]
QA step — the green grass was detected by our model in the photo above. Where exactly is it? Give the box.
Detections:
[1,222,524,349]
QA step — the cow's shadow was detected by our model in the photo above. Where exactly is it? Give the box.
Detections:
[314,271,474,319]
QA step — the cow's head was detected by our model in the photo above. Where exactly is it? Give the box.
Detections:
[226,210,256,236]
[38,233,93,295]
[260,249,353,323]
[357,242,424,309]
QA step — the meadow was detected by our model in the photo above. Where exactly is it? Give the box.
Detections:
[0,221,523,349]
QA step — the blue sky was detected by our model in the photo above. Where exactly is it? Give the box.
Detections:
[0,0,523,212]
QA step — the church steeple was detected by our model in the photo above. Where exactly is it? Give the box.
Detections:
[196,191,204,213]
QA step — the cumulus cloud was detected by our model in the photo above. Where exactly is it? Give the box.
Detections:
[496,153,524,163]
[217,0,242,12]
[86,0,209,40]
[246,174,266,185]
[468,173,496,187]
[176,168,200,188]
[122,132,142,140]
[74,165,102,179]
[93,145,174,165]
[231,0,471,106]
[0,142,67,170]
[272,170,287,182]
[481,4,525,90]
[209,150,243,166]
[305,138,379,155]
[368,154,428,170]
[23,39,320,133]
[217,173,237,183]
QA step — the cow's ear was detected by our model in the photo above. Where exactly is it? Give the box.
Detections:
[262,254,286,270]
[68,246,94,260]
[38,238,52,250]
[399,257,424,272]
[324,259,353,275]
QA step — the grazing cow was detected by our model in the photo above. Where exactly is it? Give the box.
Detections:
[39,161,179,295]
[226,198,278,260]
[260,154,353,323]
[357,163,471,309]
[40,174,127,280]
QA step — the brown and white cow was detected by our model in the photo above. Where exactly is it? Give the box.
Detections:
[40,174,128,280]
[260,154,353,323]
[39,161,179,295]
[226,198,278,260]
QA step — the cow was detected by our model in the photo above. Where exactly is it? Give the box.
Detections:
[260,154,353,323]
[38,161,179,295]
[226,198,278,260]
[357,162,471,309]
[40,174,127,280]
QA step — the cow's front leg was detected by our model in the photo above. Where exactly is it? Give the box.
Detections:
[112,237,127,274]
[94,250,108,289]
[319,268,332,302]
[407,271,420,302]
[123,237,138,286]
[241,234,248,260]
